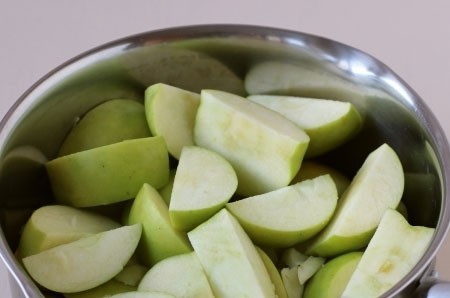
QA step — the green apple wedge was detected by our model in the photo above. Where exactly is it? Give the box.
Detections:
[138,252,214,298]
[226,175,338,247]
[114,263,149,287]
[256,247,288,298]
[17,205,120,258]
[58,99,151,156]
[145,83,200,159]
[169,146,238,231]
[126,183,192,267]
[46,136,169,207]
[22,224,141,293]
[306,143,404,257]
[303,252,363,298]
[291,160,350,197]
[110,292,175,298]
[342,209,434,297]
[248,95,362,157]
[194,89,310,196]
[188,209,277,298]
[64,280,136,298]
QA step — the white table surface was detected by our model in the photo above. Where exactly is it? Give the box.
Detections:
[1,0,450,296]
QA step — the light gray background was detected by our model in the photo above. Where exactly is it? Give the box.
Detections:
[1,0,449,295]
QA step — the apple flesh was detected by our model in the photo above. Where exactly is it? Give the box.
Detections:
[114,263,148,287]
[187,209,276,297]
[169,146,238,231]
[126,183,192,267]
[342,209,435,297]
[306,143,404,257]
[256,247,288,298]
[303,252,363,298]
[138,252,214,298]
[17,205,120,258]
[194,89,309,196]
[46,136,169,207]
[22,224,141,293]
[248,94,361,157]
[227,175,338,247]
[58,99,151,157]
[145,83,200,159]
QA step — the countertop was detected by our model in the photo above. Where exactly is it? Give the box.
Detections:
[1,0,449,296]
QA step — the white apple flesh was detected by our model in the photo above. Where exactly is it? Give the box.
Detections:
[194,89,309,196]
[188,209,276,298]
[169,146,238,231]
[342,209,435,297]
[227,175,338,247]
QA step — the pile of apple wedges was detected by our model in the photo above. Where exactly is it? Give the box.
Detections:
[16,83,435,298]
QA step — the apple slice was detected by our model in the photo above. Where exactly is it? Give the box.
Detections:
[291,161,350,197]
[303,251,363,298]
[110,292,175,298]
[281,266,304,298]
[46,136,169,207]
[306,143,404,257]
[169,146,238,231]
[342,209,434,297]
[248,95,361,157]
[194,89,310,196]
[17,205,120,258]
[114,263,148,287]
[188,209,276,297]
[63,280,135,298]
[256,247,288,298]
[138,252,214,298]
[145,83,200,159]
[126,183,192,267]
[58,99,151,157]
[22,224,141,293]
[226,175,338,247]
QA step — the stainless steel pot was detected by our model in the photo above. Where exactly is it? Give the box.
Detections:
[0,24,449,298]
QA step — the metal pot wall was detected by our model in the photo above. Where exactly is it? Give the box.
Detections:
[0,25,449,297]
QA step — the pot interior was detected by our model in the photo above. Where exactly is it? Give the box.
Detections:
[0,25,448,297]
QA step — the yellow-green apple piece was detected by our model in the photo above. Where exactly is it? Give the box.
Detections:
[248,95,362,157]
[126,183,192,267]
[58,99,151,156]
[138,252,214,298]
[342,209,434,297]
[281,266,304,298]
[114,263,149,287]
[22,224,141,293]
[169,146,238,231]
[303,252,363,298]
[110,292,175,298]
[145,83,200,159]
[46,136,169,207]
[17,205,120,258]
[194,89,310,196]
[306,143,404,257]
[291,160,350,197]
[297,256,325,285]
[256,247,288,298]
[226,175,338,247]
[64,280,136,298]
[281,248,308,268]
[159,170,175,205]
[187,209,276,298]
